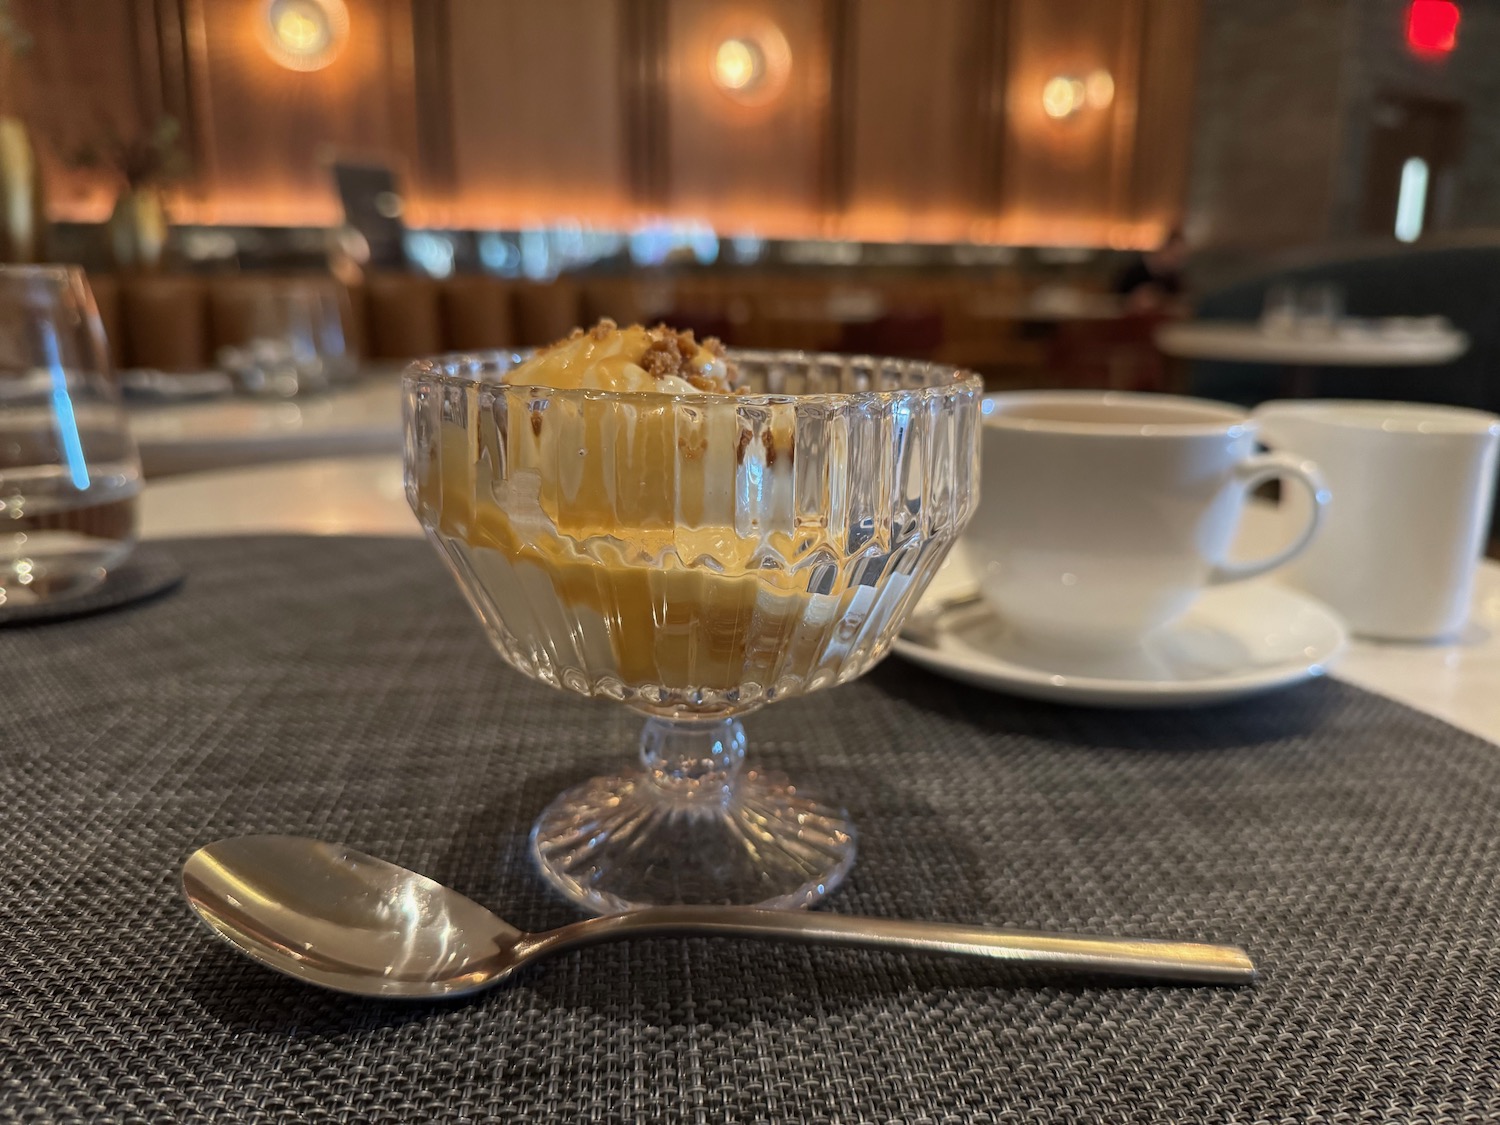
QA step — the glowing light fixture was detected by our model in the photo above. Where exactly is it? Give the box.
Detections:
[1042,76,1087,119]
[1085,69,1115,109]
[1406,0,1460,55]
[1042,70,1114,119]
[261,0,349,72]
[710,24,791,106]
[1395,156,1430,242]
[714,38,763,92]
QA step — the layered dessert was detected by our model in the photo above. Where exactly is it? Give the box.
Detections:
[495,319,739,395]
[406,324,978,913]
[414,322,940,710]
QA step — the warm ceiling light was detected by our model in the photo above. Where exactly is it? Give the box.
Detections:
[710,24,790,106]
[261,0,349,72]
[714,38,763,92]
[1085,69,1115,109]
[1042,76,1087,119]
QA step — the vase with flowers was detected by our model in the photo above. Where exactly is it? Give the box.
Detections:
[74,116,190,272]
[0,0,43,263]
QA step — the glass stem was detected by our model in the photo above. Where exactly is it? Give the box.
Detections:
[638,716,746,806]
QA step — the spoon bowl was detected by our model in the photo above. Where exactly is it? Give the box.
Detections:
[183,836,1257,999]
[183,836,527,997]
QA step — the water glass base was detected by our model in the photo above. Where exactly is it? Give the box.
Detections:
[0,561,107,604]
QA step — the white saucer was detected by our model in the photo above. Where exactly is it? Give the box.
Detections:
[893,553,1348,708]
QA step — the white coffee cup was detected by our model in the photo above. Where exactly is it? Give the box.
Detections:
[1254,399,1500,641]
[971,391,1327,650]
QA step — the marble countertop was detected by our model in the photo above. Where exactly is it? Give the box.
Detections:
[130,381,402,477]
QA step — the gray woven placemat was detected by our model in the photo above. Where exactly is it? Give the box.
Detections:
[0,545,183,627]
[3,535,1499,1124]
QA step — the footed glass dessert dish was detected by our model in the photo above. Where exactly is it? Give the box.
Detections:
[405,346,980,913]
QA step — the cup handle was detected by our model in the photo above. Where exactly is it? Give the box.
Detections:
[1207,453,1328,585]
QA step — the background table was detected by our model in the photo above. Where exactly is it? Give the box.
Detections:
[1155,320,1470,366]
[140,456,412,539]
[1157,319,1471,399]
[129,380,403,477]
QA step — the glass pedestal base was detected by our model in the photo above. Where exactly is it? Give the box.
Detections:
[530,716,856,915]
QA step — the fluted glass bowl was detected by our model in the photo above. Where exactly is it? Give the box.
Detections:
[405,350,980,913]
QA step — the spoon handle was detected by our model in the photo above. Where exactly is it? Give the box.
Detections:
[539,907,1255,986]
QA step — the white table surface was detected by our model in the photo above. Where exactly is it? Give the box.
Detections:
[1156,320,1470,366]
[129,379,403,477]
[140,455,417,539]
[139,455,1500,745]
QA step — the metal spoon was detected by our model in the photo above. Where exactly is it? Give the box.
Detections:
[181,835,1256,999]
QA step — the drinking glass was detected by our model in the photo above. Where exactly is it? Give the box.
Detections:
[1260,283,1298,335]
[1296,283,1345,337]
[405,351,981,914]
[0,266,142,604]
[218,279,357,397]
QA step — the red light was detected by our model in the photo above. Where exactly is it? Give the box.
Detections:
[1407,0,1460,54]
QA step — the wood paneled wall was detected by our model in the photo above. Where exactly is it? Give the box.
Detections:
[19,0,1200,247]
[443,0,629,226]
[17,0,159,221]
[186,0,419,224]
[1000,0,1138,240]
[1132,0,1202,239]
[662,0,832,229]
[840,0,998,238]
[18,0,420,226]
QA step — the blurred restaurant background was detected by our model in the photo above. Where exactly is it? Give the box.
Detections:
[4,0,1497,472]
